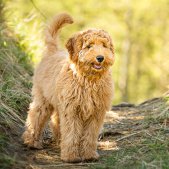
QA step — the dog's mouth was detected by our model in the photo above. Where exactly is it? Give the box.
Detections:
[92,63,102,70]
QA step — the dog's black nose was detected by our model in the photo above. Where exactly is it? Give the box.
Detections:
[96,55,104,63]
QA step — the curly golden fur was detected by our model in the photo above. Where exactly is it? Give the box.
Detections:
[22,13,115,162]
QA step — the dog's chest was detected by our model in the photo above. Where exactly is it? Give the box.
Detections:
[57,77,113,120]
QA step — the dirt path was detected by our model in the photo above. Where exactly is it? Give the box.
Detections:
[9,98,168,169]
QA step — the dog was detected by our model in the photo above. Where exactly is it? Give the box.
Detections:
[22,13,115,163]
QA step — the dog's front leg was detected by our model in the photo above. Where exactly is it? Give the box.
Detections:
[59,112,83,163]
[80,114,105,161]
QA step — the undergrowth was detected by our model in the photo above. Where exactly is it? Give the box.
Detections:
[0,24,32,129]
[0,16,33,169]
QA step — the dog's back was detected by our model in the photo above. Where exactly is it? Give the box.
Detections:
[32,13,73,100]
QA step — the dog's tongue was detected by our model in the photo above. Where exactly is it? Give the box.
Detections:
[93,64,102,69]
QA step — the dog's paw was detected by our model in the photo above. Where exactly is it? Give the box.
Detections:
[22,131,43,149]
[28,140,43,149]
[61,156,82,163]
[81,151,99,162]
[61,152,82,163]
[23,139,43,149]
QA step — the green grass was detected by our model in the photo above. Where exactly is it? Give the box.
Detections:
[0,23,32,129]
[156,96,169,120]
[0,135,14,169]
[0,15,33,168]
[0,155,14,169]
[91,98,169,169]
[93,133,169,169]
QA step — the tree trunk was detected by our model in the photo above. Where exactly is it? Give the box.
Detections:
[119,7,132,102]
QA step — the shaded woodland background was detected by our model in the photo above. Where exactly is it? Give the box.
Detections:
[3,0,169,103]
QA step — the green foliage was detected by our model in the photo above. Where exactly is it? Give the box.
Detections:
[3,0,169,103]
[0,23,32,130]
[0,12,32,166]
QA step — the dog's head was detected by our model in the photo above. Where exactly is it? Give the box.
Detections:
[66,29,115,77]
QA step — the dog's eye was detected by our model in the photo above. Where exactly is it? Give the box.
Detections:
[103,44,107,48]
[87,45,92,49]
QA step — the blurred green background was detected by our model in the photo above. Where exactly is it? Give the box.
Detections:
[3,0,169,104]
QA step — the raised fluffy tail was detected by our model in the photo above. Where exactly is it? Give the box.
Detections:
[45,13,73,54]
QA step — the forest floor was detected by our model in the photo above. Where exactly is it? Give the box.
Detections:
[2,97,169,169]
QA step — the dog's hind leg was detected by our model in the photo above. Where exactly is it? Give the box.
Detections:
[50,111,60,144]
[22,89,53,149]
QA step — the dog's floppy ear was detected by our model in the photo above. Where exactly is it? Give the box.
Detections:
[66,36,77,62]
[66,37,74,56]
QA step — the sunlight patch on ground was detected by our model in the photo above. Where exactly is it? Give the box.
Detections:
[127,115,145,120]
[35,151,60,163]
[105,111,125,123]
[98,141,119,150]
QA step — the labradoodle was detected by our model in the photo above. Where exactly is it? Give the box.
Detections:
[22,13,115,162]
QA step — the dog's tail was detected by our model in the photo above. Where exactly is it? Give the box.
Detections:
[45,13,73,54]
